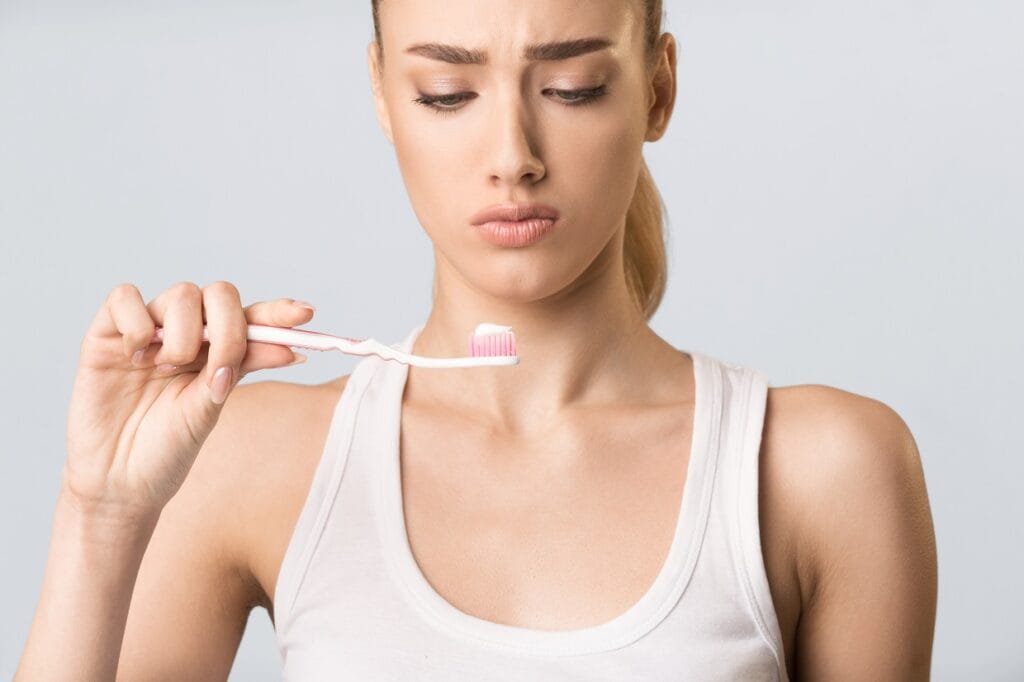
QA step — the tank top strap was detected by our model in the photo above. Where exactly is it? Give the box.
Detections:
[272,350,381,633]
[707,358,787,671]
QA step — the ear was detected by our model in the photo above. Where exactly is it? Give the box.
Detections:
[367,40,394,145]
[644,32,677,142]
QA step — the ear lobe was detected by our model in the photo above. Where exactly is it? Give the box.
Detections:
[367,40,394,145]
[644,33,678,143]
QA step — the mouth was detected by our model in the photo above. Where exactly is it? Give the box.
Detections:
[469,201,560,225]
[472,217,558,248]
[469,201,561,248]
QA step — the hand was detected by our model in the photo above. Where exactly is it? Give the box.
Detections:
[63,281,314,521]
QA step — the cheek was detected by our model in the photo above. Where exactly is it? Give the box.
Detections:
[388,114,469,233]
[551,110,645,229]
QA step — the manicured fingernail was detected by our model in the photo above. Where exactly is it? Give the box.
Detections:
[131,349,145,366]
[292,300,316,312]
[286,353,308,366]
[210,366,232,404]
[156,364,178,374]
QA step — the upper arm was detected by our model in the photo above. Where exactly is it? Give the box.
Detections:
[115,382,272,681]
[792,388,938,680]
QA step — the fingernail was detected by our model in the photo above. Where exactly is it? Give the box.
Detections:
[131,349,145,366]
[210,366,232,404]
[292,300,316,312]
[286,353,308,366]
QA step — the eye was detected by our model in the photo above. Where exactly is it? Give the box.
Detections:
[545,86,608,105]
[412,85,608,117]
[411,92,475,116]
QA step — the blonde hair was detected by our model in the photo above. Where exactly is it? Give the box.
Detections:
[371,0,669,320]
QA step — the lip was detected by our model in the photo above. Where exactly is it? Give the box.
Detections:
[470,202,560,226]
[474,217,558,248]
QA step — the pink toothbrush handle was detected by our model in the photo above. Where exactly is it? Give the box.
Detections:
[150,324,367,352]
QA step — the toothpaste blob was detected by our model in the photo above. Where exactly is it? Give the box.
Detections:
[474,322,513,335]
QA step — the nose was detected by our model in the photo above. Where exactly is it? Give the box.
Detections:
[487,94,546,188]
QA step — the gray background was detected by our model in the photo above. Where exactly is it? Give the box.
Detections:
[2,0,1021,679]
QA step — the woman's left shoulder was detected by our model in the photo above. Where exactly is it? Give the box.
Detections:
[759,382,937,679]
[763,382,917,453]
[760,382,927,539]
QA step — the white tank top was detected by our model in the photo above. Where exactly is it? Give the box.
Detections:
[273,324,790,681]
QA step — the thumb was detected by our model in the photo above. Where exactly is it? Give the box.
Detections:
[205,364,236,406]
[181,363,237,435]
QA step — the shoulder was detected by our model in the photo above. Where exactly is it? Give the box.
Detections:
[762,382,920,487]
[761,382,937,678]
[202,376,350,510]
[190,374,353,610]
[761,382,928,595]
[214,375,351,456]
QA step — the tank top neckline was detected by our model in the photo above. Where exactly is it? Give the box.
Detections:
[375,323,724,656]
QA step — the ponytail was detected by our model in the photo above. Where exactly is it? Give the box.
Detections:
[623,158,669,321]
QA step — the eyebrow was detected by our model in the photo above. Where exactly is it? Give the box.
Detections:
[403,36,614,65]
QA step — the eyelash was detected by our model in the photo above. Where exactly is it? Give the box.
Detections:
[412,85,608,117]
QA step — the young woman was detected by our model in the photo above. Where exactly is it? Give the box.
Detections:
[16,1,937,679]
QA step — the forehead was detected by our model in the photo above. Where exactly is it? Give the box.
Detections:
[378,0,644,63]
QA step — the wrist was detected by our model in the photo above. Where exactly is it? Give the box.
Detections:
[56,478,161,544]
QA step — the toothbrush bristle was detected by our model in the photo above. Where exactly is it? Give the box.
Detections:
[468,330,517,358]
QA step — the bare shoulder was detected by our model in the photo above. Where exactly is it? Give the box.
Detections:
[202,374,352,619]
[761,382,937,681]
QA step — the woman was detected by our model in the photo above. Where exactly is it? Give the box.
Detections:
[16,1,937,679]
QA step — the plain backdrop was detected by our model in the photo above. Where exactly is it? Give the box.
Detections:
[1,0,1021,679]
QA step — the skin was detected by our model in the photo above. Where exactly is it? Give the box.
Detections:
[17,1,938,680]
[368,0,682,433]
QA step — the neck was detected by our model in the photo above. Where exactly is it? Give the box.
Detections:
[405,233,683,436]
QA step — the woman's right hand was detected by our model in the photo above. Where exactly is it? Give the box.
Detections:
[63,281,315,522]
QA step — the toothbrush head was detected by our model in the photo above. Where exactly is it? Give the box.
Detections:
[468,322,518,360]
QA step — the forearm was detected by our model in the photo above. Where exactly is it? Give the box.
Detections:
[15,484,160,681]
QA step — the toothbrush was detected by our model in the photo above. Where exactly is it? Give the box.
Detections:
[149,322,518,368]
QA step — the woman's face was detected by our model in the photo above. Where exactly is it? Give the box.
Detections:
[370,0,659,304]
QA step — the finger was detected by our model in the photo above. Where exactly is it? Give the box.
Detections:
[237,345,308,378]
[238,297,315,378]
[153,341,304,380]
[112,286,158,366]
[96,283,157,365]
[155,295,315,382]
[146,281,203,367]
[242,297,316,327]
[84,283,130,340]
[200,281,247,396]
